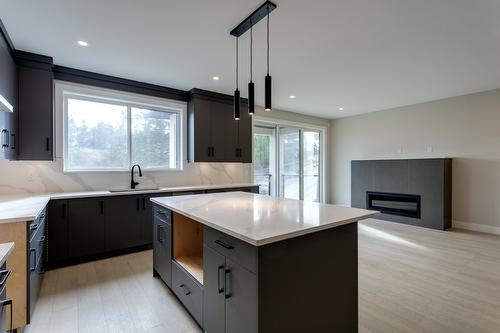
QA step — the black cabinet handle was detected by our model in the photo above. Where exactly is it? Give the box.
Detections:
[215,239,234,250]
[10,133,15,149]
[217,265,225,294]
[0,269,10,287]
[30,223,39,231]
[156,209,166,215]
[30,248,36,272]
[1,129,7,147]
[46,137,50,152]
[5,130,9,147]
[62,203,67,218]
[136,198,140,210]
[180,284,191,296]
[142,197,146,210]
[100,201,104,215]
[207,147,211,157]
[224,269,232,299]
[39,235,46,243]
[0,298,13,333]
[157,225,164,243]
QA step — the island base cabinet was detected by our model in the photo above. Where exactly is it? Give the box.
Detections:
[153,214,172,287]
[203,245,258,333]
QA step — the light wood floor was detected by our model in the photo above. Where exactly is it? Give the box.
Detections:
[23,219,500,333]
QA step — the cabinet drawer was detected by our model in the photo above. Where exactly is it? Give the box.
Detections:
[171,260,203,325]
[204,227,258,274]
[29,208,46,241]
[30,219,46,265]
[153,205,171,223]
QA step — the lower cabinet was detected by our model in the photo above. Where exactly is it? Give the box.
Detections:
[203,245,258,333]
[68,198,105,258]
[153,211,172,287]
[172,261,203,325]
[105,196,143,251]
[47,200,69,264]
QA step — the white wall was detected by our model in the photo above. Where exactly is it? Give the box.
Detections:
[330,88,500,233]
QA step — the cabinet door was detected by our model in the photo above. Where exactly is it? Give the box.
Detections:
[211,101,237,162]
[153,218,172,286]
[17,66,53,160]
[203,245,226,333]
[68,198,105,258]
[191,99,213,162]
[105,196,142,251]
[47,200,69,263]
[238,101,252,163]
[225,258,258,333]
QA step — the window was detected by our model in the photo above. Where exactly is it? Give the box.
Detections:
[253,122,324,202]
[64,93,181,171]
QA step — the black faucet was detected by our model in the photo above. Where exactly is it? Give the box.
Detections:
[131,164,143,189]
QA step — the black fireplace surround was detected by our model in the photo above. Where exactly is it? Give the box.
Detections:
[351,158,452,230]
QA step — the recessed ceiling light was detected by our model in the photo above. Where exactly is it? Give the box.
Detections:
[339,107,344,111]
[77,40,89,47]
[289,95,296,99]
[212,76,220,81]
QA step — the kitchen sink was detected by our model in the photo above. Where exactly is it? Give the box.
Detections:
[109,187,160,193]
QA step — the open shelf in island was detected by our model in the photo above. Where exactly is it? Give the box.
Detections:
[173,212,204,285]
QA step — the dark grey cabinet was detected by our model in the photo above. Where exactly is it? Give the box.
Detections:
[68,198,105,258]
[47,200,69,264]
[153,205,172,287]
[188,89,251,163]
[0,27,17,161]
[16,51,54,161]
[203,234,258,333]
[105,196,143,251]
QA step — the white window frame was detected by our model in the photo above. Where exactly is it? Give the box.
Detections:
[55,81,187,172]
[252,116,327,203]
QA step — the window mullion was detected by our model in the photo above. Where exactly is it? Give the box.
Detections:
[128,106,132,168]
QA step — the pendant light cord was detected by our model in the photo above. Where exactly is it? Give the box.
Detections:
[267,6,270,75]
[250,22,253,82]
[236,37,239,89]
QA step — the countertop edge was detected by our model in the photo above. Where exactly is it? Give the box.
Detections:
[0,242,15,267]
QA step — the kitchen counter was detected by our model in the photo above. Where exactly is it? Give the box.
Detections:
[0,183,258,224]
[151,191,378,246]
[0,242,14,266]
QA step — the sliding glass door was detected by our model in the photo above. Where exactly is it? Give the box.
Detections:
[253,122,323,202]
[253,126,276,196]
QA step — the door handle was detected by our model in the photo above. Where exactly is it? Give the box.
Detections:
[10,133,15,149]
[217,265,225,293]
[156,209,166,216]
[30,248,37,272]
[215,239,234,250]
[180,284,191,296]
[30,223,39,231]
[136,198,140,210]
[157,225,164,243]
[1,129,7,147]
[46,137,50,152]
[224,269,232,299]
[142,197,146,210]
[207,147,211,157]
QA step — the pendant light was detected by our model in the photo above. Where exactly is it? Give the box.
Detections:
[248,23,255,115]
[234,37,240,120]
[264,7,272,111]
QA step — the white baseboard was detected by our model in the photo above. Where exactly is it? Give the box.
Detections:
[452,220,500,235]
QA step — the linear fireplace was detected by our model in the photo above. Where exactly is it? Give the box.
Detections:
[366,191,421,219]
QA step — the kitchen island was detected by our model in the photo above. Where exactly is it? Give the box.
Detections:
[151,192,378,333]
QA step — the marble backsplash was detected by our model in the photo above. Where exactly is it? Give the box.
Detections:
[0,158,251,195]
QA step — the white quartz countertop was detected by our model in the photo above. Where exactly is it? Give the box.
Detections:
[151,192,379,246]
[0,242,15,266]
[0,183,258,224]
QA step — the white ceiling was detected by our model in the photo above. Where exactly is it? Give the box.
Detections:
[2,0,500,119]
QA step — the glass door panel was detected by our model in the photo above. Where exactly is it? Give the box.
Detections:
[279,127,300,200]
[303,130,320,202]
[253,126,276,195]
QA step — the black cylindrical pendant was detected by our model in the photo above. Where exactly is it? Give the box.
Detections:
[234,89,240,120]
[265,74,272,111]
[248,81,255,115]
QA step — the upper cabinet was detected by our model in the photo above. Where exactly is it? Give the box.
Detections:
[16,51,54,161]
[188,89,252,163]
[0,23,17,160]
